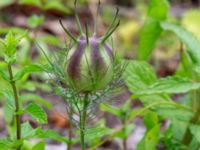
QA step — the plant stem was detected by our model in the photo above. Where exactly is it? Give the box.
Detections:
[122,137,127,150]
[8,64,21,150]
[79,93,89,150]
[67,108,73,150]
[122,116,127,150]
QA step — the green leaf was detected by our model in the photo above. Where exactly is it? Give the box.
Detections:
[135,76,200,95]
[32,141,45,150]
[35,129,69,144]
[25,103,47,124]
[114,124,135,139]
[19,0,42,7]
[182,10,200,41]
[138,18,162,60]
[124,60,171,105]
[176,48,194,78]
[44,1,71,14]
[144,111,158,130]
[124,61,157,92]
[1,90,15,123]
[85,122,113,146]
[2,31,19,57]
[0,27,26,35]
[4,54,16,64]
[190,124,200,143]
[14,64,44,81]
[171,119,187,141]
[0,139,23,150]
[136,124,160,150]
[28,15,44,29]
[37,35,60,46]
[0,67,9,81]
[21,140,33,150]
[148,0,169,19]
[21,94,52,109]
[0,139,13,150]
[138,0,169,60]
[156,107,192,121]
[161,22,200,64]
[85,126,112,142]
[21,122,38,139]
[100,103,122,117]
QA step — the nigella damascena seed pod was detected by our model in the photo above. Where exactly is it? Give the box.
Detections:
[59,1,120,92]
[66,35,113,91]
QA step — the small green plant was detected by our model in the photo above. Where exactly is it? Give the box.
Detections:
[0,31,69,150]
[41,0,123,149]
[0,31,46,149]
[123,0,200,149]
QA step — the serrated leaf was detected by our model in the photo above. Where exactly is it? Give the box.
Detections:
[161,22,200,64]
[25,103,47,124]
[14,64,44,81]
[21,122,37,139]
[135,76,200,95]
[124,61,157,92]
[138,0,169,60]
[124,61,171,105]
[1,90,15,123]
[156,107,192,121]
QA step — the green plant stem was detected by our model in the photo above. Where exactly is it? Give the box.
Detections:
[122,138,127,150]
[79,93,89,150]
[122,120,127,150]
[8,64,21,150]
[67,108,73,150]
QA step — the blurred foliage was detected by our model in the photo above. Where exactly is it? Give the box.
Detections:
[0,0,84,14]
[182,9,200,40]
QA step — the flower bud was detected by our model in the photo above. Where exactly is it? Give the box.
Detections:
[66,35,113,91]
[60,1,120,92]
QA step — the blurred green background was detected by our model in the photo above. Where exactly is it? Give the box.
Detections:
[0,0,200,148]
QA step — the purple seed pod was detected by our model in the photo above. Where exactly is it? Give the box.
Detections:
[59,1,120,92]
